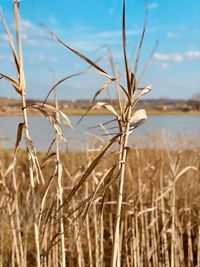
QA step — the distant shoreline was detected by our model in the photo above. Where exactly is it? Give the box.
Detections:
[0,108,200,117]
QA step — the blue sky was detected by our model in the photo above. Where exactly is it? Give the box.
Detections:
[0,0,199,100]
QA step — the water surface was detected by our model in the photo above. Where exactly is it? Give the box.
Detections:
[0,115,199,151]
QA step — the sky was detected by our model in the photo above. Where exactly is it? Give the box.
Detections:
[0,0,200,100]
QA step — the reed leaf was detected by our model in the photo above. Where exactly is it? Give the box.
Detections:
[0,73,20,94]
[41,24,115,80]
[25,102,72,143]
[133,2,148,76]
[14,122,24,155]
[129,109,147,130]
[78,101,120,125]
[59,134,120,209]
[0,7,19,74]
[14,1,26,95]
[41,153,57,169]
[79,162,121,231]
[122,0,131,97]
[26,138,44,184]
[43,71,86,104]
[92,79,114,102]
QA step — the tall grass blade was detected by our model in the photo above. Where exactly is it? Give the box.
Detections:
[14,122,24,155]
[122,0,131,97]
[0,73,20,94]
[60,134,120,208]
[0,8,19,74]
[43,71,86,104]
[78,101,120,124]
[133,2,148,76]
[41,24,115,80]
[14,1,26,95]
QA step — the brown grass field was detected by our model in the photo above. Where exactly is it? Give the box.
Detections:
[0,146,200,266]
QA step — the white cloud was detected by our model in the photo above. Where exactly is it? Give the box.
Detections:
[28,54,45,64]
[166,32,180,38]
[186,51,200,59]
[63,26,142,52]
[20,18,35,31]
[0,54,6,60]
[154,52,183,62]
[147,3,158,10]
[154,50,200,65]
[161,63,169,69]
[19,18,54,47]
[93,29,140,39]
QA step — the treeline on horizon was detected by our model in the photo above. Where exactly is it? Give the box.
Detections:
[0,95,200,111]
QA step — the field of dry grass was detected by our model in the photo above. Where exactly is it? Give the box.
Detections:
[0,146,200,267]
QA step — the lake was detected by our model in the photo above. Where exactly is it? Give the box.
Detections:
[0,115,200,151]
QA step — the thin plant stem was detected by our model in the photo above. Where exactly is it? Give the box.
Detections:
[54,90,66,267]
[22,95,41,267]
[111,105,132,267]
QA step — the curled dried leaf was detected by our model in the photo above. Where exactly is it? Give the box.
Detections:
[25,102,72,143]
[133,85,152,105]
[137,85,151,96]
[130,109,147,128]
[14,122,24,155]
[0,73,21,95]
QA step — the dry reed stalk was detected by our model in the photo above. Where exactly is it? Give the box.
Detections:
[73,197,85,267]
[8,124,24,267]
[93,189,100,267]
[111,107,132,267]
[0,226,2,267]
[12,143,25,267]
[154,193,161,266]
[198,211,200,267]
[135,210,140,267]
[85,185,93,267]
[12,242,15,267]
[124,214,130,267]
[7,203,21,266]
[21,35,41,267]
[164,143,177,267]
[149,191,157,267]
[110,0,142,258]
[186,206,194,267]
[131,215,137,267]
[0,2,42,266]
[176,218,185,266]
[1,168,22,266]
[109,203,114,249]
[99,200,105,267]
[51,209,58,267]
[160,155,170,267]
[144,207,151,266]
[138,158,147,267]
[150,205,158,267]
[118,221,124,267]
[54,91,66,267]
